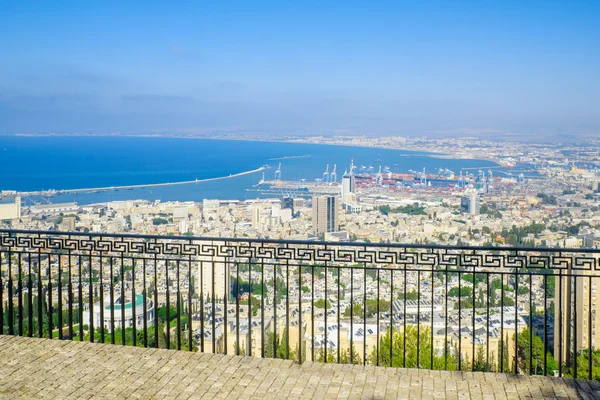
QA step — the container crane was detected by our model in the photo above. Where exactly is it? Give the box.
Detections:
[330,164,337,183]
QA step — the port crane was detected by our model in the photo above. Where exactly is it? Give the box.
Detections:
[330,165,337,183]
[376,166,383,185]
[485,169,494,194]
[418,167,427,186]
[322,164,329,183]
[457,171,465,188]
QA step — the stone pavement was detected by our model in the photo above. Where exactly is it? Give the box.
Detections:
[0,336,599,399]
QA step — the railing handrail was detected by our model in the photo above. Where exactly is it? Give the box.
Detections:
[1,228,598,379]
[1,228,597,254]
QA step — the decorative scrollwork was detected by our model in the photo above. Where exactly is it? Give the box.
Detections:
[0,230,598,276]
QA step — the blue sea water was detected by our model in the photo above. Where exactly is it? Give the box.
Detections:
[0,136,498,205]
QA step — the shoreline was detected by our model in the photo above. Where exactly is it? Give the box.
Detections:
[0,132,500,166]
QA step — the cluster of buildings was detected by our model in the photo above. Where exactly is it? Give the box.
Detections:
[2,135,600,371]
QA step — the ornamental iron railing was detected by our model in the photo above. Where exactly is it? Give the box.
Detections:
[1,229,599,379]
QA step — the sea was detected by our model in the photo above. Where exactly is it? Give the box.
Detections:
[0,136,500,205]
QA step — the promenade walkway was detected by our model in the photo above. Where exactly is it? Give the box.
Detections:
[0,336,598,399]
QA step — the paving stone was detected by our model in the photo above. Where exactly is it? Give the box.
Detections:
[1,336,598,399]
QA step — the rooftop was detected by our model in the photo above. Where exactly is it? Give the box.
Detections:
[104,293,146,311]
[1,336,597,399]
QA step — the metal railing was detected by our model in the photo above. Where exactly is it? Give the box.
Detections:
[1,229,599,379]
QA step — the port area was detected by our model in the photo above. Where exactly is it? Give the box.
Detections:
[246,170,490,198]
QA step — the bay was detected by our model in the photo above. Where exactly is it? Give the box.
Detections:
[0,136,498,205]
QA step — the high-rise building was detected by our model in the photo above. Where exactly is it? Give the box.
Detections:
[555,270,600,368]
[341,175,355,200]
[312,195,339,234]
[252,205,261,226]
[251,204,263,232]
[178,219,189,234]
[198,245,231,302]
[341,160,357,204]
[461,191,480,215]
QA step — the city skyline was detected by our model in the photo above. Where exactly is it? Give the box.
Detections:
[1,1,599,137]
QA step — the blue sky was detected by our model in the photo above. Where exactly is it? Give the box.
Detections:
[0,1,598,136]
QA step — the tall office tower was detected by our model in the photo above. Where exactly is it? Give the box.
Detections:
[341,160,356,203]
[312,195,339,234]
[252,204,262,227]
[341,174,356,199]
[197,243,231,302]
[461,191,480,215]
[555,270,600,368]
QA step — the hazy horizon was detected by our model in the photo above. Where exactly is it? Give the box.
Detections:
[1,1,598,138]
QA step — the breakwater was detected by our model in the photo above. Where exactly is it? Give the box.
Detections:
[10,166,267,198]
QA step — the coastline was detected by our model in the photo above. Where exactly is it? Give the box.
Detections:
[0,135,510,206]
[0,132,500,166]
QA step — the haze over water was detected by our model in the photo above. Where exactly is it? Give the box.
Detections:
[0,136,499,205]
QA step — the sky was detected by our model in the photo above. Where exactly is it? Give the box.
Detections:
[0,1,599,137]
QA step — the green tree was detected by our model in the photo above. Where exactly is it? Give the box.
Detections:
[157,305,178,323]
[314,299,331,309]
[369,326,457,370]
[398,290,420,300]
[536,193,557,205]
[317,344,362,365]
[448,286,472,298]
[379,204,426,216]
[515,328,556,375]
[233,341,246,356]
[568,350,600,380]
[365,299,390,317]
[343,303,363,317]
[471,346,496,372]
[264,328,296,360]
[240,295,261,316]
[498,334,511,373]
